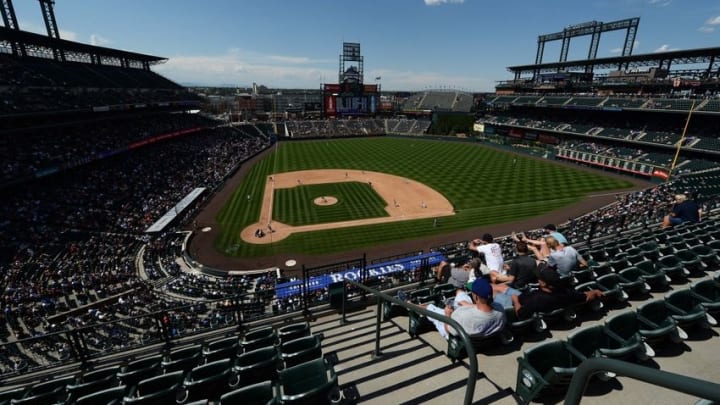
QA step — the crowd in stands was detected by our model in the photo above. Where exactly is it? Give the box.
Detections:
[0,113,212,182]
[284,118,386,138]
[0,119,270,358]
[480,106,720,153]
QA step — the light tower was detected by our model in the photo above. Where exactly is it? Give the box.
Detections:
[38,0,64,60]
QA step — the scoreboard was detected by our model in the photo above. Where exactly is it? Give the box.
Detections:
[323,83,379,117]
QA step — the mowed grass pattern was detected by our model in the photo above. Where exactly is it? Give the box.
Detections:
[215,138,634,257]
[272,182,388,226]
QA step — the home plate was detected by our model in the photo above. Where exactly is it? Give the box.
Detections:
[285,259,297,267]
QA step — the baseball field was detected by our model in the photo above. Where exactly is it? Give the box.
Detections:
[214,137,634,258]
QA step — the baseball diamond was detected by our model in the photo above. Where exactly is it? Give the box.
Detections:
[192,137,640,269]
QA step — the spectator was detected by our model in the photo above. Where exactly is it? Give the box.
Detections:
[469,234,504,282]
[529,236,587,278]
[418,278,505,339]
[543,224,568,244]
[432,260,451,283]
[497,241,538,288]
[662,193,701,229]
[510,268,603,320]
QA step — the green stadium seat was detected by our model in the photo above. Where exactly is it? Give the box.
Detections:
[179,358,233,403]
[567,324,650,365]
[446,326,513,362]
[602,311,654,360]
[690,279,720,316]
[10,375,75,405]
[0,387,26,405]
[75,385,126,405]
[203,336,240,364]
[278,358,338,405]
[221,381,278,405]
[635,259,671,288]
[515,340,582,404]
[665,289,717,329]
[241,327,278,353]
[231,346,279,388]
[279,335,322,369]
[116,355,162,388]
[277,323,311,345]
[635,300,686,345]
[162,344,203,374]
[65,366,119,403]
[124,370,183,404]
[658,254,690,280]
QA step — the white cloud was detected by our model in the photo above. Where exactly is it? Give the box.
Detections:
[706,16,720,25]
[653,44,677,52]
[424,0,464,5]
[58,29,77,41]
[699,26,714,33]
[152,49,491,90]
[90,34,111,47]
[152,48,337,88]
[647,0,671,6]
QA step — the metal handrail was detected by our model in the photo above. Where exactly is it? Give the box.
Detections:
[343,279,478,405]
[564,357,720,405]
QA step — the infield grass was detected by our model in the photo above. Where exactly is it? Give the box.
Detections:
[215,137,634,257]
[272,182,388,226]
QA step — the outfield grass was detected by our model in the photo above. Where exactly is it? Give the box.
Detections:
[272,182,388,226]
[215,137,634,257]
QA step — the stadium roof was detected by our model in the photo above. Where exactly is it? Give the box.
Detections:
[0,26,167,66]
[507,46,720,74]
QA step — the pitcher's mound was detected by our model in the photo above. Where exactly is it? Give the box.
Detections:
[314,196,338,206]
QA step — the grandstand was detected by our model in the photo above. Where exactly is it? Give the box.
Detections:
[1,4,720,404]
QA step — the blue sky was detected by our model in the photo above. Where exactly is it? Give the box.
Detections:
[10,0,720,91]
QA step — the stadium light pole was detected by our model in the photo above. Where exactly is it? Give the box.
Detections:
[667,100,696,182]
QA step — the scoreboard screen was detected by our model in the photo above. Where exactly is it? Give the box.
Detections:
[323,82,378,116]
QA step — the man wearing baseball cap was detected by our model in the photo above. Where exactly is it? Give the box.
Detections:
[419,278,505,339]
